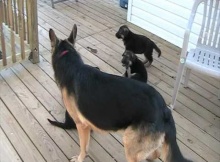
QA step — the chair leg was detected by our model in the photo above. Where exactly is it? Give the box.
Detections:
[218,89,220,100]
[51,0,77,8]
[51,0,55,8]
[170,62,185,109]
[184,68,191,87]
[218,81,220,100]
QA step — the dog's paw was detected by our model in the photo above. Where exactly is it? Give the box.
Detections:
[70,156,79,162]
[144,62,151,67]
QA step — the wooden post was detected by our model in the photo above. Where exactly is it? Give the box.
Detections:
[28,0,39,63]
[0,0,7,66]
[18,0,25,59]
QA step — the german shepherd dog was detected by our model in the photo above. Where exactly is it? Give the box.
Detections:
[121,50,148,83]
[116,25,161,66]
[49,24,192,162]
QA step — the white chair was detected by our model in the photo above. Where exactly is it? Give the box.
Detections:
[170,0,220,109]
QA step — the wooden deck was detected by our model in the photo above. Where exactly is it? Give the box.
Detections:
[0,0,220,162]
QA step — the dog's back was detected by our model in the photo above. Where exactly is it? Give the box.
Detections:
[126,32,161,56]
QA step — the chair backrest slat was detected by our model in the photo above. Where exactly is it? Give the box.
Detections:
[203,0,212,45]
[197,0,220,52]
[212,11,220,48]
[198,0,207,45]
[207,0,219,46]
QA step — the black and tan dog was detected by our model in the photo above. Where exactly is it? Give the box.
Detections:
[121,50,148,83]
[49,24,192,162]
[116,25,161,66]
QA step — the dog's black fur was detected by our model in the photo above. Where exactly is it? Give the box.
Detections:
[116,25,161,65]
[49,25,192,162]
[48,111,76,129]
[0,51,2,60]
[121,50,148,83]
[48,65,99,130]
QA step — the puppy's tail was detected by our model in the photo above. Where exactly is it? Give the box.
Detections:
[162,108,193,162]
[47,118,76,129]
[153,43,161,57]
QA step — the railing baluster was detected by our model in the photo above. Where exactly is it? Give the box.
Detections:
[13,0,18,34]
[8,0,16,63]
[0,0,7,66]
[18,0,25,59]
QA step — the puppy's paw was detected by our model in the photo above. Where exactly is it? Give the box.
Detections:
[144,62,151,67]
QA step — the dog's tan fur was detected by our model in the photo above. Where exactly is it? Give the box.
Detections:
[123,127,165,162]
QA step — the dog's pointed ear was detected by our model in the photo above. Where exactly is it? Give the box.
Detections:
[68,24,77,45]
[49,28,58,44]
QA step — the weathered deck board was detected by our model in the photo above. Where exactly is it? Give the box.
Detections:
[1,0,220,162]
[0,125,23,162]
[0,77,47,162]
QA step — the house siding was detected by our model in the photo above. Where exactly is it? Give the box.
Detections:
[127,0,204,49]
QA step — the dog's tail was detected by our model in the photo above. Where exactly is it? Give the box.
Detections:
[47,119,76,129]
[153,42,161,57]
[162,108,193,162]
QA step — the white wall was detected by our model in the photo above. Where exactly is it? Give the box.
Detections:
[127,0,205,49]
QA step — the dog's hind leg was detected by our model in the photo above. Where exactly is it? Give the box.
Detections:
[144,49,153,66]
[146,148,161,161]
[123,127,139,162]
[123,126,164,162]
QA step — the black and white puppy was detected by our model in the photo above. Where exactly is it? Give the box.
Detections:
[116,25,161,66]
[121,50,148,83]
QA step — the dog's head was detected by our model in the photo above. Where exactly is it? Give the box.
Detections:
[49,24,77,57]
[121,50,137,68]
[115,25,130,39]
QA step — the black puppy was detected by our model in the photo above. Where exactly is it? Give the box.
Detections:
[121,50,148,83]
[116,25,161,66]
[48,66,100,130]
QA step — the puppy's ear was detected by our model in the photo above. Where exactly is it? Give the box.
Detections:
[124,26,129,33]
[131,52,137,61]
[68,24,77,45]
[49,29,58,44]
[123,26,129,36]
